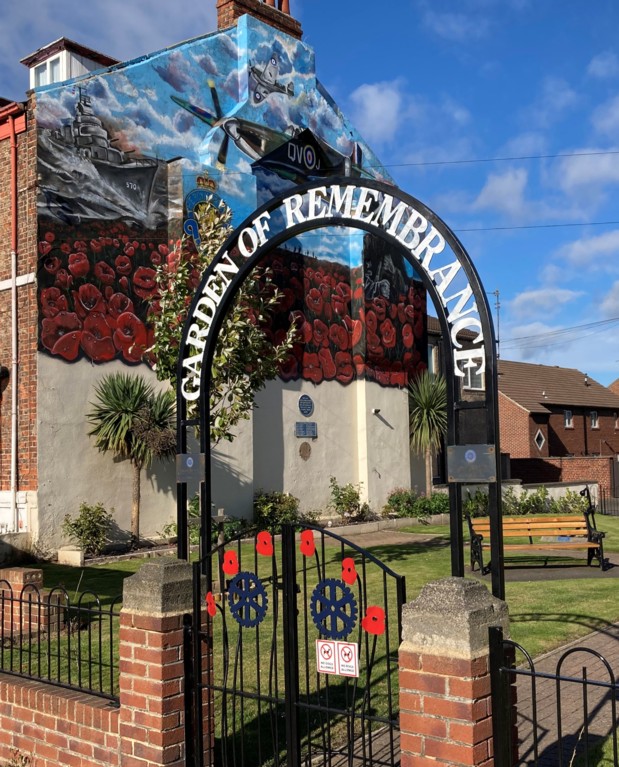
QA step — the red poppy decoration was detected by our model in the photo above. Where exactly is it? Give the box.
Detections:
[256,531,274,557]
[300,530,315,557]
[222,550,239,576]
[341,557,357,585]
[205,591,217,618]
[362,606,386,636]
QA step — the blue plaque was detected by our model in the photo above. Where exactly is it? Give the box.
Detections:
[295,422,318,438]
[298,395,314,418]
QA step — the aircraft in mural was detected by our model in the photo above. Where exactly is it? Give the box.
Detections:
[171,83,368,182]
[249,51,294,104]
[171,81,298,166]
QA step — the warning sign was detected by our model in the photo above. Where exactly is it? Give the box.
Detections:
[317,640,336,674]
[337,642,359,677]
[316,640,359,678]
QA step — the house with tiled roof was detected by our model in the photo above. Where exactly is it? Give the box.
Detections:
[498,360,619,493]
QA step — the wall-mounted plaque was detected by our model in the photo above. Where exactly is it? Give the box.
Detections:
[295,422,318,439]
[298,395,314,417]
[447,444,496,483]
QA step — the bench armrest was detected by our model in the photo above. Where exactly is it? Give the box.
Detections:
[584,509,605,541]
[464,513,483,541]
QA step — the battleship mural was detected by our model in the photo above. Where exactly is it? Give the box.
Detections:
[35,13,427,383]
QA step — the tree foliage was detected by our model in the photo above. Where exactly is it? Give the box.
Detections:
[408,371,447,496]
[148,198,297,443]
[87,372,176,540]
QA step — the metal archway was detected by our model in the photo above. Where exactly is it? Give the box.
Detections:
[175,177,505,598]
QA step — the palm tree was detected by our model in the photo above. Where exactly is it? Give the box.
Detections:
[408,371,447,497]
[88,372,176,543]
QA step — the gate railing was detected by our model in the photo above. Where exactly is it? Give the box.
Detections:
[184,523,406,767]
[0,580,122,702]
[489,625,619,766]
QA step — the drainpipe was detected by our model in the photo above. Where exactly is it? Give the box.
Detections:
[9,113,18,533]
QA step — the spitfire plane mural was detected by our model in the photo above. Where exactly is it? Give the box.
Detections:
[249,50,294,104]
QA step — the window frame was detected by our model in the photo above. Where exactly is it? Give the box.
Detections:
[564,409,573,429]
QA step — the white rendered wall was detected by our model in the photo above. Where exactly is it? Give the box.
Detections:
[214,378,413,519]
[36,356,177,553]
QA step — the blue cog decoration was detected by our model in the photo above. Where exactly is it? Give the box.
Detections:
[310,578,358,640]
[228,572,268,628]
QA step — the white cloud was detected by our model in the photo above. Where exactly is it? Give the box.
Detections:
[509,288,583,320]
[421,10,490,42]
[558,229,619,270]
[348,80,403,146]
[472,168,528,218]
[588,51,619,80]
[524,76,578,129]
[501,131,548,157]
[601,282,619,317]
[554,148,619,193]
[592,95,619,136]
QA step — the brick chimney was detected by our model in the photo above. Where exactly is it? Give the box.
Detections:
[217,0,302,40]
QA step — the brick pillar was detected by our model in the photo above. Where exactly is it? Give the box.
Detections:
[119,559,193,767]
[399,577,510,767]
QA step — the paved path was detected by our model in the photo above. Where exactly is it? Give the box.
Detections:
[335,528,619,765]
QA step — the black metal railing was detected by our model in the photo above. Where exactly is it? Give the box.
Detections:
[0,580,122,703]
[490,625,619,766]
[598,488,619,516]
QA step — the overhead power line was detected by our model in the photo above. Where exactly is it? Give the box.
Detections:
[374,148,619,170]
[501,316,619,350]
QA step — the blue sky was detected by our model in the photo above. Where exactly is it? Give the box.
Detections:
[3,0,619,384]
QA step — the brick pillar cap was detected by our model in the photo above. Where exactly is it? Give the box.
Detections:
[123,558,193,615]
[401,577,509,659]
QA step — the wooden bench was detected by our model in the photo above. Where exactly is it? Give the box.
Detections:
[466,512,606,574]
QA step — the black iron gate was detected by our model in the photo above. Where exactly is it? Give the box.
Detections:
[489,626,619,766]
[183,523,406,767]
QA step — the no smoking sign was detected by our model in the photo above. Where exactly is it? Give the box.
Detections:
[316,640,359,677]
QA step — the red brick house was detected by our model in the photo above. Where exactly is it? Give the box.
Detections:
[498,360,619,493]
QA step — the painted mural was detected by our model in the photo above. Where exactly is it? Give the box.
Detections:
[35,13,427,384]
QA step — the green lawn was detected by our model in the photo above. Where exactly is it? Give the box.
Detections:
[15,513,617,695]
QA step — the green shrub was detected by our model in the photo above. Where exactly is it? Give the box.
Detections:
[383,488,420,519]
[502,486,521,516]
[161,496,248,546]
[254,491,301,527]
[383,487,450,523]
[62,502,113,555]
[463,489,488,518]
[462,486,591,518]
[328,477,375,523]
[519,486,550,515]
[414,492,450,518]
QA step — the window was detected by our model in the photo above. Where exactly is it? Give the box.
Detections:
[534,429,545,451]
[591,411,599,429]
[614,412,618,430]
[463,366,485,391]
[34,63,47,87]
[564,410,573,428]
[33,56,61,88]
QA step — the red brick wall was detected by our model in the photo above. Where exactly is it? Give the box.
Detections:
[511,456,614,495]
[0,95,39,493]
[499,393,534,458]
[0,566,189,767]
[0,679,120,767]
[546,407,619,457]
[217,0,303,38]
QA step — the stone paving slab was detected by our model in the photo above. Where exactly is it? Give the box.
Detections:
[335,528,619,765]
